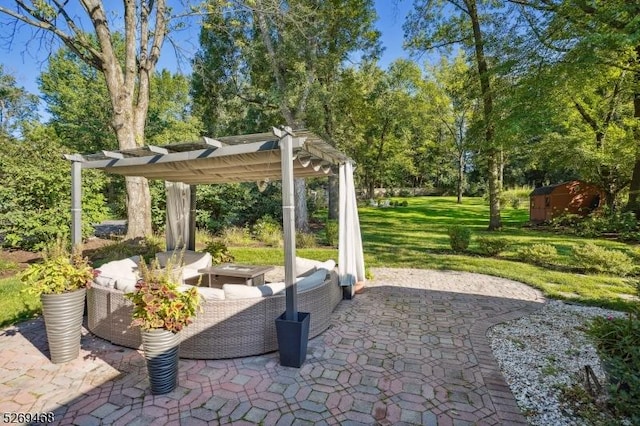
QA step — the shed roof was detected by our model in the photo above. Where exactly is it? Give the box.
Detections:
[529,181,586,197]
[68,128,351,184]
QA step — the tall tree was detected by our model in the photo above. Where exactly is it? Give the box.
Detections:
[405,0,507,229]
[193,0,380,230]
[0,1,174,239]
[331,60,427,197]
[514,0,640,213]
[0,64,39,138]
[430,52,478,203]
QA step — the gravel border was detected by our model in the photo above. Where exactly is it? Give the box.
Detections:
[487,300,627,425]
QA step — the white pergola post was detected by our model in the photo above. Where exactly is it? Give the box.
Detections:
[69,157,83,248]
[274,126,298,321]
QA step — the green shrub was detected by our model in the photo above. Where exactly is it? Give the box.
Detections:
[0,134,107,250]
[398,189,411,197]
[220,226,253,246]
[552,209,640,239]
[448,226,471,252]
[476,237,509,257]
[588,310,640,422]
[572,243,635,276]
[550,213,583,229]
[296,232,317,249]
[325,220,338,247]
[500,186,532,210]
[401,200,409,207]
[517,243,557,265]
[203,239,235,264]
[253,216,283,247]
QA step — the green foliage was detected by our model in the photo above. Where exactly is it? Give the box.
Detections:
[551,210,640,240]
[501,187,532,210]
[253,216,283,247]
[0,258,18,275]
[588,308,640,422]
[0,65,40,137]
[296,232,317,249]
[0,130,107,250]
[220,226,253,246]
[124,258,200,333]
[448,225,471,252]
[195,183,282,234]
[203,239,235,264]
[517,243,558,265]
[324,220,339,247]
[476,237,509,257]
[572,243,635,276]
[20,241,95,296]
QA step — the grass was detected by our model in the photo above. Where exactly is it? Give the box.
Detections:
[1,196,638,327]
[0,275,40,327]
[355,196,637,311]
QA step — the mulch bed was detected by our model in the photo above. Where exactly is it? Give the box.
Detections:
[0,238,115,279]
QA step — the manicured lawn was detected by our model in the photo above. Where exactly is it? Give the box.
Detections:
[0,276,39,327]
[356,196,638,311]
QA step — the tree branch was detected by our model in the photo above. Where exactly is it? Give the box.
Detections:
[0,1,103,68]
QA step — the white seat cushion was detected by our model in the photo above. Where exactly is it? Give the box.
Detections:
[264,281,286,295]
[196,286,226,300]
[222,284,273,299]
[95,257,139,291]
[295,257,335,276]
[296,268,329,292]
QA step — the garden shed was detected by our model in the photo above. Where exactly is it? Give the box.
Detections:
[529,180,602,224]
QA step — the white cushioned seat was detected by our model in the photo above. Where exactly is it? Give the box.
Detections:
[223,284,270,299]
[155,250,212,283]
[195,286,226,300]
[95,257,139,292]
[295,257,336,276]
[296,268,330,292]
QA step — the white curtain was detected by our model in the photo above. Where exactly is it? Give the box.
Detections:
[338,162,366,291]
[165,181,190,251]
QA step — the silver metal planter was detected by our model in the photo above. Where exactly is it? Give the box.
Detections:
[142,329,180,395]
[40,288,86,364]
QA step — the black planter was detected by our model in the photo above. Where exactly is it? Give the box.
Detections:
[41,288,86,364]
[275,312,310,368]
[142,329,180,395]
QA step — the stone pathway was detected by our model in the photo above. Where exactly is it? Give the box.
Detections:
[0,268,544,425]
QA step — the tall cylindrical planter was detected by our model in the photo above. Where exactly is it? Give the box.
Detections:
[40,288,86,364]
[142,329,180,395]
[275,311,310,368]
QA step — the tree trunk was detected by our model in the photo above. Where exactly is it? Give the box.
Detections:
[328,174,339,220]
[466,0,501,229]
[487,150,502,229]
[457,149,464,204]
[111,96,153,238]
[625,47,640,215]
[294,178,309,232]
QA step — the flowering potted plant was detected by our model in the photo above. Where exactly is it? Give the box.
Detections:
[21,241,97,363]
[125,258,200,395]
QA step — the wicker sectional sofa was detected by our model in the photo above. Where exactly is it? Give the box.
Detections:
[87,254,342,359]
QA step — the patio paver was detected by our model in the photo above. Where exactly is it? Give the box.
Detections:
[0,268,544,425]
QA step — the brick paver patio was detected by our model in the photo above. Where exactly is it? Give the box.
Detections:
[0,269,544,425]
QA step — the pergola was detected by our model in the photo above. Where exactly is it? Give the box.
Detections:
[65,127,365,326]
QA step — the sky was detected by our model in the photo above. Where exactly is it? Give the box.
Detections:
[0,1,415,103]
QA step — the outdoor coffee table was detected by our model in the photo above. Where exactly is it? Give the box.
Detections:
[198,264,274,287]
